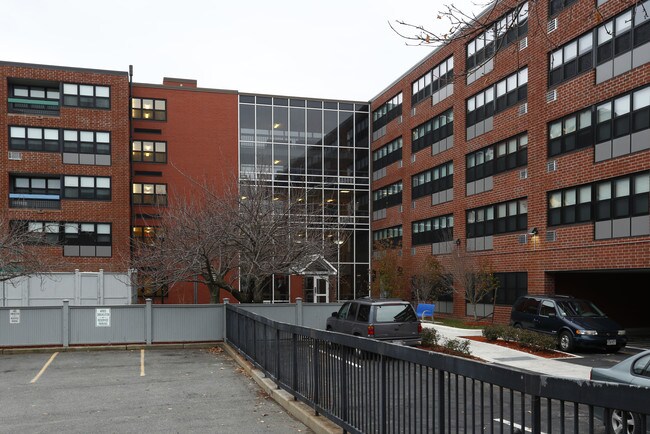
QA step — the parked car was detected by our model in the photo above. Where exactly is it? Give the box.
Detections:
[591,350,650,434]
[326,298,422,346]
[510,295,626,352]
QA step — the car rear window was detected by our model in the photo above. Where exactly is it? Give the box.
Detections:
[375,304,417,323]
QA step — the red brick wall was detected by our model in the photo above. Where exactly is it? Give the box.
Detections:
[0,64,131,272]
[131,82,239,303]
[369,0,650,321]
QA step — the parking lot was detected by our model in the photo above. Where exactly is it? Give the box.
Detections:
[0,348,311,433]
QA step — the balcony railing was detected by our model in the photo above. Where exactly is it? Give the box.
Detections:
[8,97,60,116]
[9,194,61,209]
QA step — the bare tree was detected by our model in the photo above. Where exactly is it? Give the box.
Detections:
[130,175,342,303]
[371,239,404,298]
[0,218,62,282]
[445,245,499,321]
[410,255,453,303]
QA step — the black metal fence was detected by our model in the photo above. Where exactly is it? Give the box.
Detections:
[226,305,650,434]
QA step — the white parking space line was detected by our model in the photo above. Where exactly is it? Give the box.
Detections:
[30,352,58,384]
[494,418,547,434]
[140,349,145,377]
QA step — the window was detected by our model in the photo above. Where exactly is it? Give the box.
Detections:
[597,3,650,65]
[632,354,650,377]
[132,226,158,244]
[548,184,593,225]
[412,109,454,153]
[372,181,402,211]
[132,97,167,121]
[373,137,402,171]
[9,126,60,152]
[494,272,527,305]
[412,161,453,199]
[63,222,112,257]
[466,2,528,70]
[63,130,111,154]
[12,221,61,244]
[10,176,60,196]
[132,183,168,206]
[596,86,650,142]
[595,172,649,220]
[548,172,649,226]
[372,93,402,132]
[466,68,527,127]
[412,56,454,105]
[132,140,167,163]
[549,0,578,16]
[62,83,110,109]
[549,32,594,86]
[8,83,60,115]
[467,198,528,237]
[63,176,111,200]
[412,214,453,245]
[466,133,527,182]
[373,225,403,246]
[548,108,592,156]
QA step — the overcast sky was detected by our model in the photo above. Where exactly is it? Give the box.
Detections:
[2,0,480,101]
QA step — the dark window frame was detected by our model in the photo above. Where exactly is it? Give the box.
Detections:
[412,161,454,199]
[412,109,454,153]
[412,214,454,245]
[412,56,454,106]
[132,97,167,121]
[132,182,168,206]
[62,176,111,201]
[466,133,528,182]
[131,140,168,163]
[62,83,111,109]
[466,68,528,127]
[372,93,403,132]
[467,198,528,238]
[372,181,403,211]
[9,125,60,152]
[372,137,402,171]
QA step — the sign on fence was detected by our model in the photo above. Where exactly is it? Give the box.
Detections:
[95,308,111,327]
[9,309,20,324]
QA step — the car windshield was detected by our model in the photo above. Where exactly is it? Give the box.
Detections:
[375,304,417,323]
[556,299,605,318]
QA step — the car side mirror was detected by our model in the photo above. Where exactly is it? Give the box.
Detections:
[331,312,338,318]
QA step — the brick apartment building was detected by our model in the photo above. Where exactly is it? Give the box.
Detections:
[1,62,133,305]
[369,0,649,327]
[1,0,648,326]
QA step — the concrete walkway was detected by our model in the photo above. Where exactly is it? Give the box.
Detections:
[424,323,593,379]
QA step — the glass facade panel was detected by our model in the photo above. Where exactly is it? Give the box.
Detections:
[239,95,370,301]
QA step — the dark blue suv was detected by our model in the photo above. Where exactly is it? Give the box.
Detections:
[510,295,627,352]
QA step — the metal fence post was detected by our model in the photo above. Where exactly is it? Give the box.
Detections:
[292,332,298,400]
[313,339,320,416]
[223,298,229,342]
[145,298,152,345]
[380,354,387,434]
[276,328,281,388]
[62,299,70,347]
[438,369,445,434]
[296,297,303,326]
[531,394,541,434]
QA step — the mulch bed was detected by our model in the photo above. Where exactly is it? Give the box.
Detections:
[462,335,573,359]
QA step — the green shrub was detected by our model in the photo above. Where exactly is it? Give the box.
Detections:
[421,328,440,347]
[517,329,556,352]
[482,324,505,341]
[442,337,471,356]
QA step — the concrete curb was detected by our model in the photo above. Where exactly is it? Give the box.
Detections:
[0,342,220,355]
[221,343,340,434]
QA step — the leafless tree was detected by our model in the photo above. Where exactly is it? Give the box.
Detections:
[445,245,499,321]
[130,174,343,303]
[371,239,404,298]
[0,218,62,283]
[410,255,453,303]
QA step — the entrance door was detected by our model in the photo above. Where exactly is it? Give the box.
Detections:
[313,277,329,303]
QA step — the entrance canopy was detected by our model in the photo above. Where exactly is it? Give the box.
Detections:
[291,254,337,276]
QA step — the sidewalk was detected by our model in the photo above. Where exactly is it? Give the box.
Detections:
[423,323,593,379]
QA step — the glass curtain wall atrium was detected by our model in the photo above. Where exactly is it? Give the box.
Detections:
[239,95,371,302]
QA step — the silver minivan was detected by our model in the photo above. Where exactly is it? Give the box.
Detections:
[326,298,422,346]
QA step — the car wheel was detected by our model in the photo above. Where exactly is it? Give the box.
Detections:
[558,331,574,352]
[610,409,642,434]
[513,323,522,329]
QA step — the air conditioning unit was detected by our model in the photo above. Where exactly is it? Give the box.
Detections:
[398,115,403,124]
[547,89,558,103]
[546,230,557,242]
[547,17,558,33]
[411,107,417,117]
[518,103,528,115]
[547,160,558,172]
[519,168,528,179]
[518,234,527,244]
[519,37,528,50]
[8,151,22,160]
[411,154,416,163]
